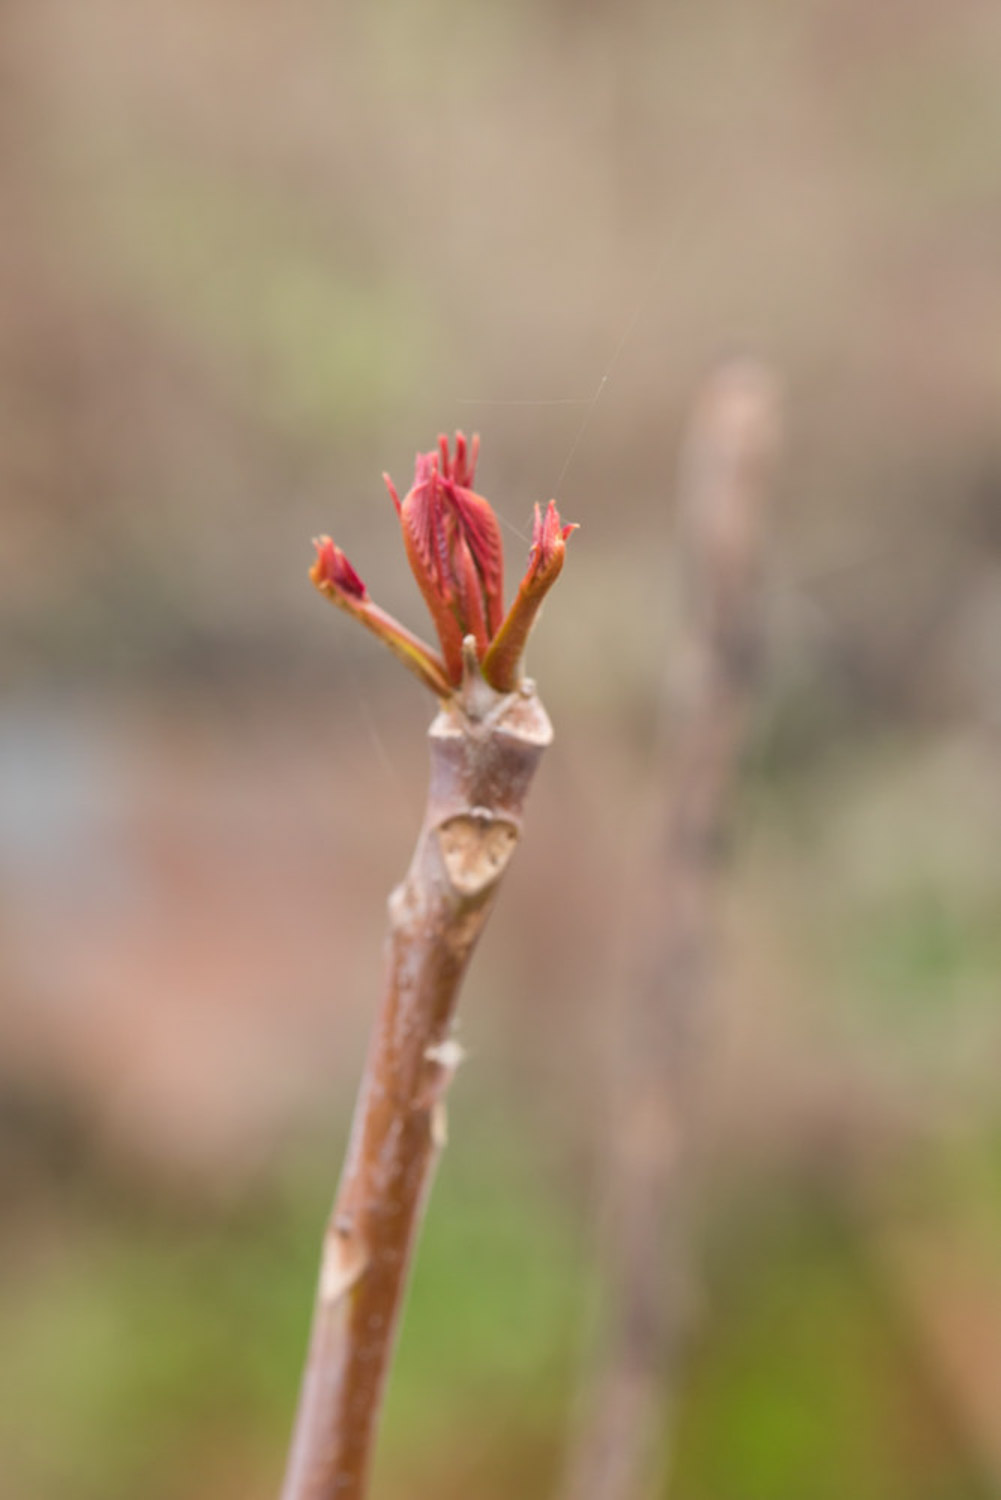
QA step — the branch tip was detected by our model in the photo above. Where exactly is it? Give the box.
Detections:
[313,434,573,699]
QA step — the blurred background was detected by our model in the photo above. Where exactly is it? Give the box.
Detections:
[2,1,1001,1496]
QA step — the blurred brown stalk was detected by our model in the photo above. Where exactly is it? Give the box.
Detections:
[559,360,781,1500]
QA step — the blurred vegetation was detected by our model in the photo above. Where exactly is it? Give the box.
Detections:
[3,0,1001,1495]
[5,1106,1001,1499]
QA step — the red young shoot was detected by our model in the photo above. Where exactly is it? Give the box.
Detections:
[284,432,572,1500]
[315,431,573,695]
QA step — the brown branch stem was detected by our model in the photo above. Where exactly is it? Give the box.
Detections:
[280,651,552,1500]
[559,360,781,1500]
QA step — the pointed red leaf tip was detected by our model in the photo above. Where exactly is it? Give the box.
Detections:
[310,537,368,600]
[385,430,505,685]
[526,499,577,592]
[310,532,452,696]
[479,498,576,693]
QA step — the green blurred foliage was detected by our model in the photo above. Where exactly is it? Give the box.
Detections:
[675,1186,991,1500]
[5,1117,1001,1499]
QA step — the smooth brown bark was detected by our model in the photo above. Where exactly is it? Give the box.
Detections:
[560,361,781,1500]
[281,657,552,1500]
